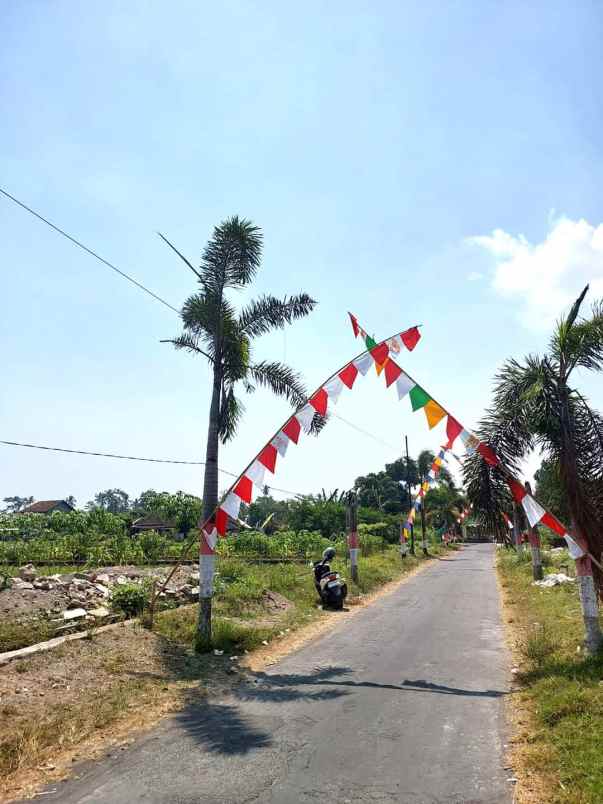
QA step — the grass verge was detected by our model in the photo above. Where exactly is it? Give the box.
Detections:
[497,549,603,804]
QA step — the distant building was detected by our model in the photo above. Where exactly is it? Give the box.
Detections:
[131,515,177,535]
[21,499,75,514]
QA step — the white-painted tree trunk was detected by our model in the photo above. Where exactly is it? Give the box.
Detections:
[576,569,602,654]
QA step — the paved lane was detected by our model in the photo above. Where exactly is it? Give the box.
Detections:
[35,544,511,803]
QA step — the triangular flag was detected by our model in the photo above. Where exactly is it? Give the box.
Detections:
[323,376,344,405]
[396,373,415,400]
[384,359,402,388]
[348,312,359,338]
[409,385,431,411]
[424,399,446,429]
[258,444,278,473]
[540,511,564,537]
[246,460,266,489]
[339,362,359,389]
[309,388,328,416]
[507,477,527,503]
[477,442,499,467]
[354,353,373,376]
[400,326,421,351]
[564,533,586,560]
[282,416,301,444]
[365,334,377,349]
[221,492,241,519]
[370,343,389,366]
[375,358,386,376]
[521,495,546,528]
[271,431,289,458]
[233,475,253,503]
[445,416,463,448]
[296,404,316,432]
[459,429,480,453]
[216,508,228,535]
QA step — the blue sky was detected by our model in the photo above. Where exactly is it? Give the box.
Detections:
[2,1,602,507]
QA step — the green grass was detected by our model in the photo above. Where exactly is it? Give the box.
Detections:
[0,617,56,653]
[153,547,434,653]
[498,550,603,803]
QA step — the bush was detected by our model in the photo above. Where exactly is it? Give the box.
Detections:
[110,583,149,617]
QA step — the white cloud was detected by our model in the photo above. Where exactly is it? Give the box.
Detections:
[466,216,603,329]
[466,271,484,281]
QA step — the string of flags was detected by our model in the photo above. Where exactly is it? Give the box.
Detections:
[349,313,589,563]
[402,446,448,541]
[200,322,423,554]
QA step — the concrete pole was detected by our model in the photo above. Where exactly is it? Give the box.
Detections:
[405,436,415,556]
[524,481,543,581]
[346,492,359,583]
[420,487,428,556]
[197,524,217,651]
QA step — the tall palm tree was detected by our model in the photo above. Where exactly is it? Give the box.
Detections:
[162,217,316,647]
[464,286,603,651]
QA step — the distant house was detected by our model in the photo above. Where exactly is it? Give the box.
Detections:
[21,499,75,515]
[131,515,177,535]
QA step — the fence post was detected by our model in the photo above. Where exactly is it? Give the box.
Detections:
[420,480,428,556]
[346,492,359,583]
[512,501,524,556]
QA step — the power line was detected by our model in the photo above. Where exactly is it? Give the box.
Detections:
[331,412,399,451]
[0,439,303,498]
[0,187,180,314]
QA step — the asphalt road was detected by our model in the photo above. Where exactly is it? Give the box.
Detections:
[34,544,512,804]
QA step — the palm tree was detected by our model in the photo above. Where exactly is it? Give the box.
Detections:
[162,217,316,647]
[464,286,603,651]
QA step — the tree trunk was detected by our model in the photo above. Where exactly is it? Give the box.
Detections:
[512,502,524,556]
[576,552,602,653]
[197,358,223,652]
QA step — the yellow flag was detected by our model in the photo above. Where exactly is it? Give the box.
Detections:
[375,356,388,376]
[424,399,446,429]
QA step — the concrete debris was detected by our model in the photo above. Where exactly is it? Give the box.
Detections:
[95,573,110,585]
[13,579,34,590]
[19,564,37,582]
[62,608,87,620]
[88,606,110,619]
[534,573,575,588]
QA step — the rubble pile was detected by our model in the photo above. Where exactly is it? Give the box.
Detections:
[1,564,202,634]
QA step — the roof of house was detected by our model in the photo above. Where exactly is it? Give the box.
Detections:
[131,514,177,529]
[22,499,75,513]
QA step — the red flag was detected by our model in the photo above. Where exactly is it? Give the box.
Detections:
[216,508,228,536]
[233,475,253,504]
[348,312,359,338]
[507,477,527,503]
[258,444,278,473]
[400,326,421,351]
[477,442,499,467]
[339,362,359,389]
[370,342,389,366]
[309,388,328,416]
[445,416,463,448]
[384,359,402,387]
[282,416,301,444]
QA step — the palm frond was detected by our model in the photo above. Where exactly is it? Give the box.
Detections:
[248,361,307,407]
[162,332,213,361]
[218,387,245,442]
[201,217,262,293]
[238,294,317,337]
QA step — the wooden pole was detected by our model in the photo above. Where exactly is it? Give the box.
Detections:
[346,491,359,583]
[512,501,524,556]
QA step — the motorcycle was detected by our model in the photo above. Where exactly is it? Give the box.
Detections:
[312,547,347,610]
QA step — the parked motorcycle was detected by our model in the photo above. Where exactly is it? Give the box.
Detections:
[312,547,347,610]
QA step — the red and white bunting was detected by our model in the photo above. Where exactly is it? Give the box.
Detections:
[339,362,359,389]
[522,495,546,528]
[201,524,218,554]
[233,475,253,503]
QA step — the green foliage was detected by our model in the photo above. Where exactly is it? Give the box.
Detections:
[354,472,403,513]
[534,459,570,524]
[110,583,149,618]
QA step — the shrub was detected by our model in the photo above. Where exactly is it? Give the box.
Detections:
[110,583,149,618]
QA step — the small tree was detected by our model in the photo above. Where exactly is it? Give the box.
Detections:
[162,217,316,649]
[465,286,603,651]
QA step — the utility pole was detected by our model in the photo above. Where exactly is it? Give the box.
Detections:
[524,481,544,580]
[405,435,415,555]
[346,491,359,583]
